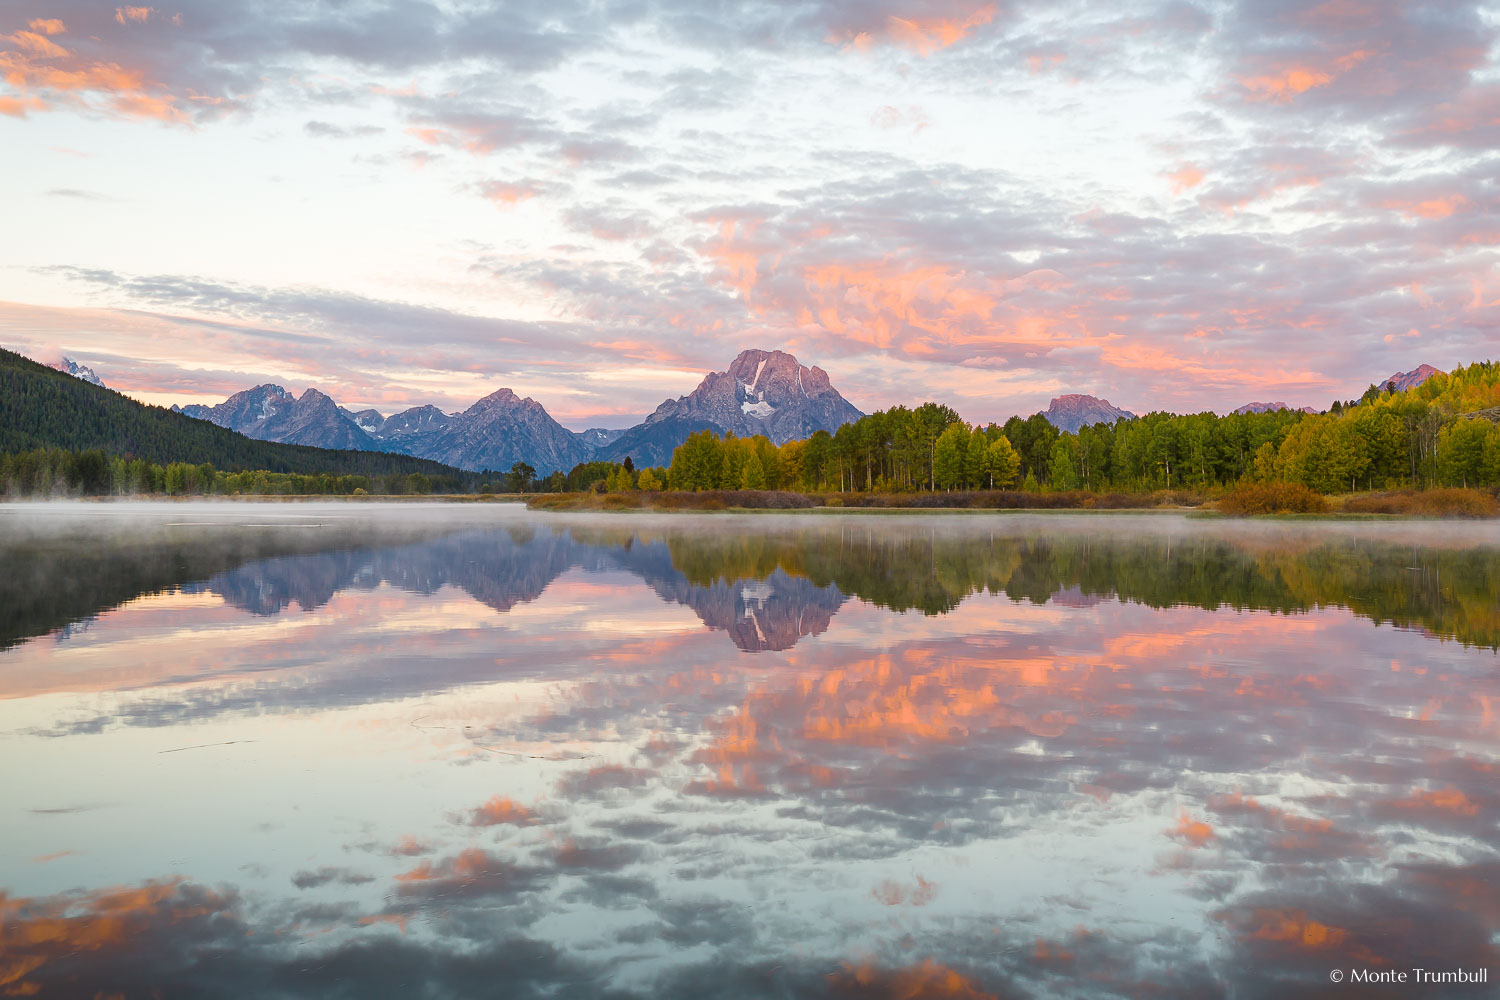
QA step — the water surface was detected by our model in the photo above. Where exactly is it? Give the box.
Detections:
[2,503,1497,998]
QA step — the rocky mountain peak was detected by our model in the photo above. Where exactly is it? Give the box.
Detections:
[340,407,386,434]
[468,387,529,413]
[298,388,339,408]
[596,348,863,466]
[1042,394,1135,433]
[51,357,105,388]
[1380,364,1443,393]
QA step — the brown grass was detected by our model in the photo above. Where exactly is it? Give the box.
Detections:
[1341,488,1499,518]
[833,489,1204,510]
[1216,482,1329,516]
[527,489,1209,512]
[526,490,816,511]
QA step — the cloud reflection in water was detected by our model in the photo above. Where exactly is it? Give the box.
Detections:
[0,506,1496,998]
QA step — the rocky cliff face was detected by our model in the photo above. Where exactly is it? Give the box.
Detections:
[649,348,863,442]
[373,404,452,456]
[417,388,590,474]
[1379,364,1443,392]
[340,407,387,435]
[597,349,862,465]
[1042,394,1135,433]
[178,384,378,450]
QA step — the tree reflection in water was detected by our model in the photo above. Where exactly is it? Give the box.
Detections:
[1,505,1496,999]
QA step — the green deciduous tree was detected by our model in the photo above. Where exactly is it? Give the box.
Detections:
[984,435,1021,488]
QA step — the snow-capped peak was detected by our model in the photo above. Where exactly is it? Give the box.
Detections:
[53,357,105,387]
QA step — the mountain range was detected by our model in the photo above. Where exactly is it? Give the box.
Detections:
[1232,401,1320,415]
[174,349,866,474]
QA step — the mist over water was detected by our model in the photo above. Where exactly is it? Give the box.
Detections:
[2,503,1497,998]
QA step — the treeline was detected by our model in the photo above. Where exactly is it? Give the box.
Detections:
[654,527,1500,648]
[1,448,468,497]
[554,360,1500,495]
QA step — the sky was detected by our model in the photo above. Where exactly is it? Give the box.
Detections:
[1,0,1498,429]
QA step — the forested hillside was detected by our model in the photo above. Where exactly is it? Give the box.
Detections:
[0,348,473,482]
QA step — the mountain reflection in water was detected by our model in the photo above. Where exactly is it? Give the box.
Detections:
[0,503,1496,999]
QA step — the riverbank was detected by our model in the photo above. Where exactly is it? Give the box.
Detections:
[526,486,1500,517]
[8,486,1495,517]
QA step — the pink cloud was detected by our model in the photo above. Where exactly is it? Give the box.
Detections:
[1168,165,1204,194]
[830,3,996,55]
[0,14,190,122]
[114,6,156,25]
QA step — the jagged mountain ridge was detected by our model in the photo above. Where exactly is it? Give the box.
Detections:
[174,385,378,451]
[178,385,586,474]
[174,349,864,473]
[414,388,591,475]
[1233,401,1318,415]
[50,357,105,387]
[1041,394,1135,433]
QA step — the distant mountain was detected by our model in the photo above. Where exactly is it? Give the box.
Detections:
[1042,394,1135,433]
[50,357,105,387]
[174,384,377,450]
[1380,364,1443,393]
[575,427,625,450]
[340,407,386,435]
[374,404,451,449]
[594,417,723,468]
[1233,401,1317,415]
[409,388,590,474]
[178,385,587,474]
[0,347,472,482]
[596,349,863,465]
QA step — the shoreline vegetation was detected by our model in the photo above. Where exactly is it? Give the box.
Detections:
[522,485,1500,518]
[4,485,1494,519]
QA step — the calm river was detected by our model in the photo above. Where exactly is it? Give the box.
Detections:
[1,503,1496,998]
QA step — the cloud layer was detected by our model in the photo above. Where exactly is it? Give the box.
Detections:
[2,0,1497,424]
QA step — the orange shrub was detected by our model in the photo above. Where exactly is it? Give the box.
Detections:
[1217,482,1329,516]
[1343,488,1499,518]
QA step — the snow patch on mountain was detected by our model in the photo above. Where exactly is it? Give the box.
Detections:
[742,398,775,419]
